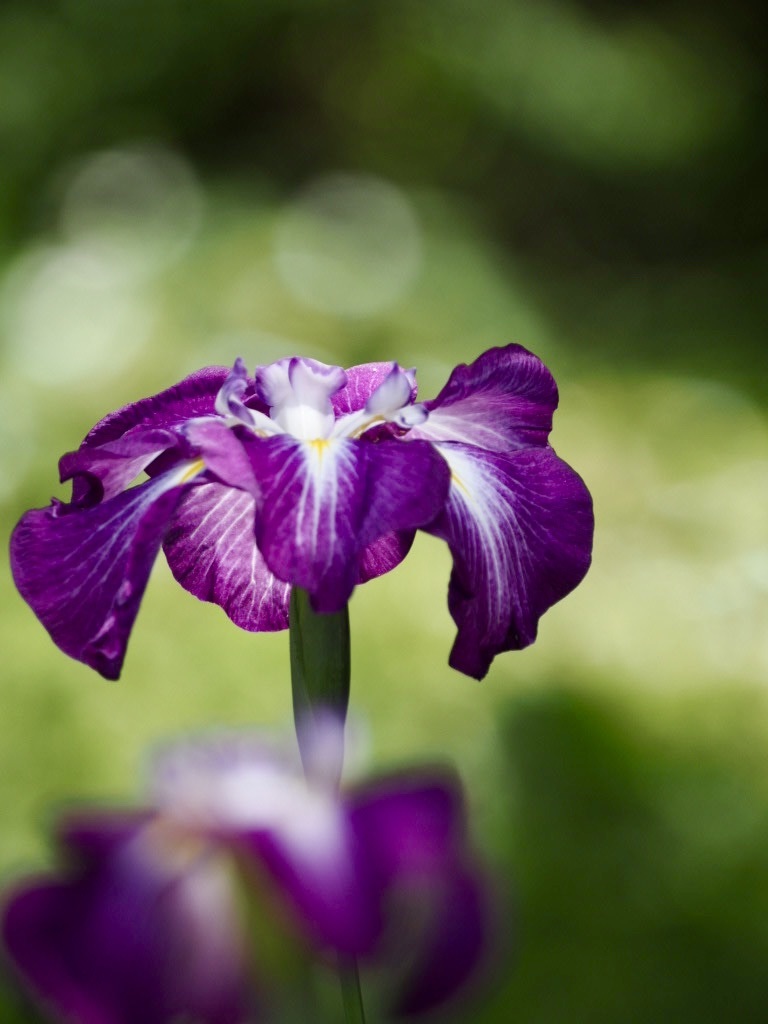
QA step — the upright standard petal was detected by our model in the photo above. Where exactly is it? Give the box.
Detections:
[409,344,559,451]
[255,356,346,440]
[10,469,196,679]
[248,436,450,612]
[331,362,418,417]
[426,443,594,679]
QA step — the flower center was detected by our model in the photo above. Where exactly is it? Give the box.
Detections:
[215,356,429,443]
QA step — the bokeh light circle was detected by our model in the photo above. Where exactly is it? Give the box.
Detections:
[273,173,422,317]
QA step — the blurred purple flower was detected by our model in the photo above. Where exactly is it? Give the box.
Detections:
[2,732,488,1022]
[11,345,593,679]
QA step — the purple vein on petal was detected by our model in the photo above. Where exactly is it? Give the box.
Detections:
[163,483,290,632]
[10,470,193,678]
[427,442,594,679]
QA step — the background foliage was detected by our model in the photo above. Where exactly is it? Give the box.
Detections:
[1,1,767,1020]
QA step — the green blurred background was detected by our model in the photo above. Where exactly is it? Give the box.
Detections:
[1,0,767,1020]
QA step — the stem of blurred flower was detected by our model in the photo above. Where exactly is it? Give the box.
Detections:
[288,587,365,1024]
[339,958,366,1024]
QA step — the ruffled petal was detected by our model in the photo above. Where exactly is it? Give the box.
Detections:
[10,469,194,679]
[58,366,234,507]
[2,818,250,1024]
[81,366,232,449]
[409,344,559,451]
[163,483,290,632]
[60,426,182,506]
[248,436,449,612]
[426,443,594,679]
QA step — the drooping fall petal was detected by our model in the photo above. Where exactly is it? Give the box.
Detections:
[248,436,450,612]
[426,442,594,679]
[410,344,559,452]
[10,469,196,679]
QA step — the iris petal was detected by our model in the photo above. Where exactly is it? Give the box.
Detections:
[248,436,450,612]
[331,361,417,416]
[60,426,182,506]
[410,344,559,451]
[235,825,380,956]
[357,530,415,585]
[81,366,232,449]
[348,774,488,1016]
[163,483,291,632]
[2,820,250,1024]
[10,470,193,679]
[182,419,260,496]
[426,443,594,679]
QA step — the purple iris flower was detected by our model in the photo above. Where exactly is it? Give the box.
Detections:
[10,345,593,680]
[2,732,488,1022]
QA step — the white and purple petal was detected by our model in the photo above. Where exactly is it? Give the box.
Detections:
[182,419,260,496]
[2,817,251,1024]
[409,344,559,451]
[10,467,197,679]
[332,363,425,439]
[247,436,450,612]
[356,530,415,585]
[331,362,418,417]
[60,425,183,506]
[255,356,346,440]
[163,483,291,632]
[151,734,380,956]
[426,443,594,679]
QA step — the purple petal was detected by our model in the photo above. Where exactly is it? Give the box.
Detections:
[357,440,449,556]
[331,362,418,416]
[163,483,290,632]
[410,344,559,451]
[81,366,232,449]
[60,426,182,506]
[149,732,380,956]
[10,470,193,679]
[2,820,250,1024]
[357,530,415,585]
[426,443,594,679]
[182,419,260,496]
[347,775,488,1016]
[235,826,381,957]
[248,437,449,612]
[347,773,471,888]
[392,866,487,1017]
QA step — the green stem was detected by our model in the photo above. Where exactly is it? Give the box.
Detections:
[339,959,366,1024]
[288,589,366,1023]
[288,587,351,786]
